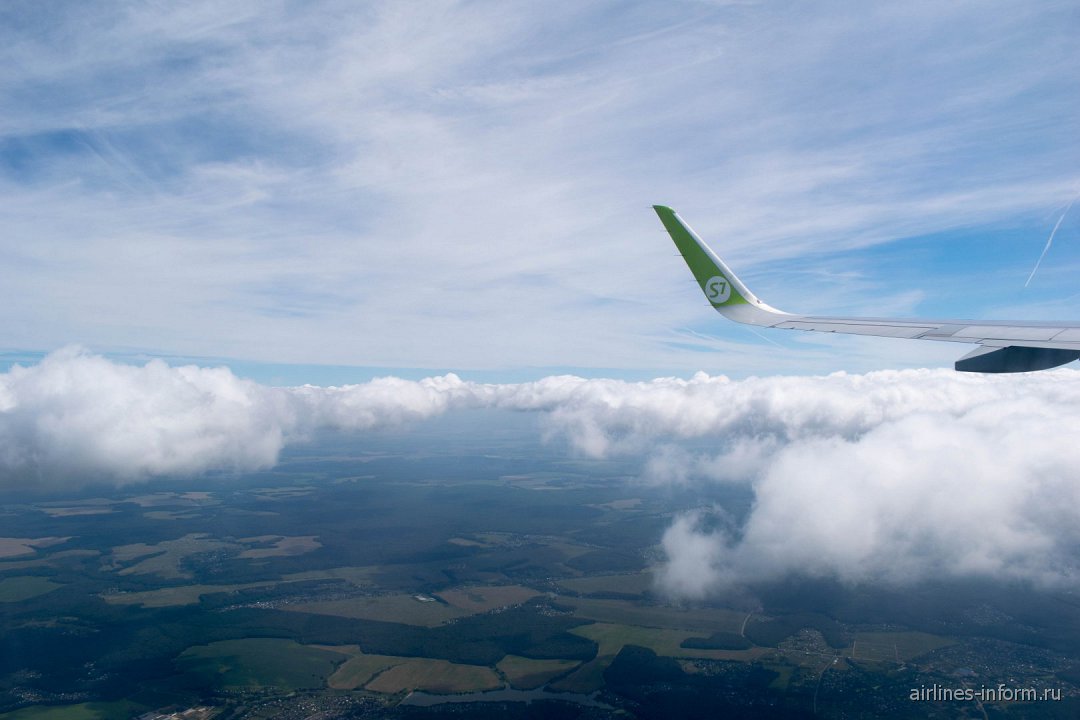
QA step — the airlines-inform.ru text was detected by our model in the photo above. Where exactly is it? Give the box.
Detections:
[910,684,1061,703]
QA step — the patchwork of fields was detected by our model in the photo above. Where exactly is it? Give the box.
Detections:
[1,440,1075,719]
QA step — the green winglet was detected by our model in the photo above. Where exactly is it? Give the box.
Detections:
[653,205,749,308]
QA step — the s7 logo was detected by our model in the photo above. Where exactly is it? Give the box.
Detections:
[705,276,731,304]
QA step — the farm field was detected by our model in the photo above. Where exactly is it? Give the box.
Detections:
[496,655,580,689]
[0,432,1073,720]
[0,576,62,602]
[289,593,472,627]
[176,638,343,691]
[561,596,747,633]
[364,659,502,694]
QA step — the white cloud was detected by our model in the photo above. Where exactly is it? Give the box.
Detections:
[659,512,730,599]
[4,349,1080,592]
[552,368,1080,591]
[0,347,292,483]
[0,349,506,482]
[310,364,1080,591]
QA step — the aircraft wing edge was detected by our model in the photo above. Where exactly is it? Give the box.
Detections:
[655,205,1080,373]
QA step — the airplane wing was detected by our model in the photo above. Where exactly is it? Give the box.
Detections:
[654,205,1080,373]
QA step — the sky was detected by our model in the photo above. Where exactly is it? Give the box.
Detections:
[3,2,1080,596]
[1,0,1078,380]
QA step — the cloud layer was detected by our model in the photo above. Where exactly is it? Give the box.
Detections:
[520,366,1080,590]
[5,349,1080,591]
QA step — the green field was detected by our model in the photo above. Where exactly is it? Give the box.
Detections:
[496,655,580,689]
[850,631,954,663]
[761,662,796,691]
[0,537,70,559]
[237,534,321,558]
[557,572,655,596]
[365,659,502,694]
[324,646,561,692]
[109,533,238,580]
[561,596,746,633]
[0,701,142,720]
[142,510,199,520]
[436,585,539,612]
[289,593,471,627]
[101,564,383,606]
[0,576,62,603]
[176,638,344,691]
[101,581,277,607]
[548,655,613,693]
[571,622,765,662]
[572,622,692,656]
[283,565,379,586]
[327,651,406,690]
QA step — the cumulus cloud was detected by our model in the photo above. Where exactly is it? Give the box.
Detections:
[491,366,1080,590]
[610,371,1080,592]
[4,348,1080,590]
[0,348,293,482]
[0,348,498,482]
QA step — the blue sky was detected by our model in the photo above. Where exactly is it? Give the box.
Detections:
[1,1,1078,383]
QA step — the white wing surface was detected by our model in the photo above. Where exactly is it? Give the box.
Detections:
[655,205,1080,373]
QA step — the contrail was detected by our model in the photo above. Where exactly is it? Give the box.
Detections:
[681,326,786,349]
[742,324,786,348]
[1025,195,1078,287]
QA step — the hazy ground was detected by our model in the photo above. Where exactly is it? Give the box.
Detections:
[0,417,1078,719]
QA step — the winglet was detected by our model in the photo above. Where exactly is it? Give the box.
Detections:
[653,205,790,326]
